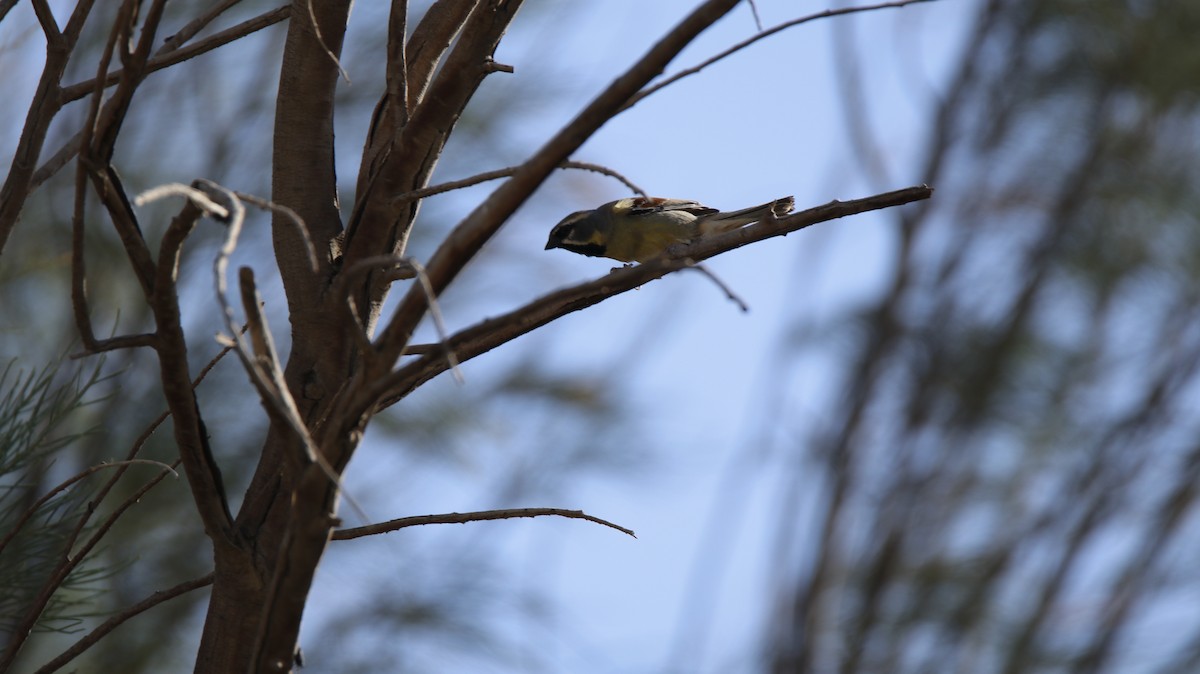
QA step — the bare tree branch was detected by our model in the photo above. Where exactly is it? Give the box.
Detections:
[24,6,291,192]
[157,0,242,54]
[0,455,181,671]
[369,0,747,380]
[377,186,933,406]
[60,6,291,104]
[625,0,936,111]
[0,460,176,559]
[391,160,649,204]
[0,0,97,256]
[31,573,215,674]
[342,0,524,332]
[334,508,637,540]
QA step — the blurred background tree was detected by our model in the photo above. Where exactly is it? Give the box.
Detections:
[727,1,1200,673]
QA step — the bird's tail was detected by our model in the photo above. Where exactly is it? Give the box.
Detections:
[698,196,794,236]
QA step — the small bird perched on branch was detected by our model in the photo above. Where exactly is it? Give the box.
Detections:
[544,195,795,263]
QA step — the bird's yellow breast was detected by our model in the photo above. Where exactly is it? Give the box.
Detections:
[609,221,693,262]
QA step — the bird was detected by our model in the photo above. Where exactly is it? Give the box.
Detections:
[544,195,794,263]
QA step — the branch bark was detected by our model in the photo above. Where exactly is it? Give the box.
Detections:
[0,0,96,257]
[379,186,934,406]
[369,0,745,374]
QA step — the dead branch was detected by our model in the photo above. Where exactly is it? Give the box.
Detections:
[334,508,637,540]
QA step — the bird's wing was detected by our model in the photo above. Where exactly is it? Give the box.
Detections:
[621,197,718,218]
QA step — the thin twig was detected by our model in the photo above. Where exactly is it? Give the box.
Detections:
[134,183,230,216]
[625,0,936,111]
[60,5,291,104]
[156,0,241,55]
[0,455,180,672]
[407,259,464,384]
[391,160,648,204]
[336,256,417,358]
[31,573,214,674]
[234,190,318,272]
[333,507,636,540]
[746,0,764,31]
[0,460,176,559]
[689,262,749,312]
[305,0,350,83]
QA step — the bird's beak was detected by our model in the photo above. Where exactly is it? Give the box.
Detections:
[544,240,556,251]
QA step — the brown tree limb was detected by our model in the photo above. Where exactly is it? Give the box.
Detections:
[30,0,61,41]
[342,0,524,333]
[60,5,291,101]
[157,0,242,54]
[378,186,933,406]
[404,0,478,111]
[31,573,215,674]
[69,157,157,355]
[147,197,237,547]
[270,0,351,342]
[350,0,471,228]
[333,508,637,540]
[29,6,290,191]
[386,1,409,131]
[0,0,96,256]
[369,0,746,376]
[78,0,165,296]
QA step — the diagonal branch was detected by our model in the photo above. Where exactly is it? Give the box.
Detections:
[370,0,746,371]
[31,573,214,674]
[30,6,290,191]
[342,0,524,333]
[0,0,97,256]
[378,186,933,406]
[0,460,175,559]
[0,456,180,671]
[60,5,291,105]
